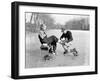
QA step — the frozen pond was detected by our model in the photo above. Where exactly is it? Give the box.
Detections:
[25,29,90,68]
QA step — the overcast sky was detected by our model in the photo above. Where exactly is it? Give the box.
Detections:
[50,14,88,25]
[25,13,89,25]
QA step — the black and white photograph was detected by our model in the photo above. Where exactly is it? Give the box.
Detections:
[25,12,90,68]
[11,2,97,79]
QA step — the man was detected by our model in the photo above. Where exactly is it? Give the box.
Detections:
[59,28,73,54]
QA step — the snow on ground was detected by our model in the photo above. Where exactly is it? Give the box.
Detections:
[25,30,90,68]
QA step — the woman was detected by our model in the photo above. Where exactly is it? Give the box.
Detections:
[38,24,58,54]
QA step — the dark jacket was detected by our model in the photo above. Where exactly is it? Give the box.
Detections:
[60,31,73,43]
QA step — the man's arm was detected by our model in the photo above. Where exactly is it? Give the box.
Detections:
[60,34,64,40]
[67,31,73,43]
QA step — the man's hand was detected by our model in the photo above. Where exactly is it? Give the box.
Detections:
[65,38,68,42]
[58,40,65,45]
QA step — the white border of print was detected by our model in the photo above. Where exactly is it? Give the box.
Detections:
[19,5,95,76]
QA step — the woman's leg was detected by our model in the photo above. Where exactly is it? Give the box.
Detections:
[43,35,58,54]
[50,36,58,53]
[47,35,58,53]
[45,35,58,43]
[51,42,57,53]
